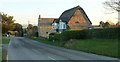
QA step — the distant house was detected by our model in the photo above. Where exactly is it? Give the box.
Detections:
[52,6,92,33]
[38,5,92,37]
[38,15,57,37]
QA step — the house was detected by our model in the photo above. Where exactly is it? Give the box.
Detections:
[38,15,57,37]
[52,5,92,33]
[38,5,92,37]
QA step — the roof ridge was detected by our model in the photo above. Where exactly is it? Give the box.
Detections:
[64,5,81,12]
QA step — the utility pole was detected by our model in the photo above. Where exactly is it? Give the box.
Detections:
[0,15,2,39]
[38,15,41,37]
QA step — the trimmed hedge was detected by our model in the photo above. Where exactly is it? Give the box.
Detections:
[49,33,62,41]
[49,28,119,41]
[61,30,86,41]
[85,28,119,39]
[92,28,119,39]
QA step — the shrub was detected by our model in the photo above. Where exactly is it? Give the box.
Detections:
[49,33,62,41]
[92,28,119,39]
[49,28,119,41]
[49,33,55,41]
[61,30,86,40]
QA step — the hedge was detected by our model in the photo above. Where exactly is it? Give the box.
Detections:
[61,30,86,41]
[49,28,119,41]
[49,33,62,41]
[92,28,119,39]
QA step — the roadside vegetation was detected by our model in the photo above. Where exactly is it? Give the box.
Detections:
[64,39,119,58]
[31,37,119,58]
[31,37,64,47]
[1,37,11,44]
[1,12,23,38]
[0,37,11,61]
[30,27,119,58]
[0,49,2,62]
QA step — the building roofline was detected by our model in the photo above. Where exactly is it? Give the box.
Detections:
[56,5,92,24]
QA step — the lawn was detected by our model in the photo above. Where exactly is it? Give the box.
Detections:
[31,37,119,58]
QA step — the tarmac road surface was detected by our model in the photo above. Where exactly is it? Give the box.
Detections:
[8,37,118,61]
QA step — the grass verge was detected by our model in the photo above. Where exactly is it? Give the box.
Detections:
[1,37,11,44]
[0,37,11,61]
[0,49,2,62]
[64,39,119,58]
[31,37,65,47]
[30,37,119,58]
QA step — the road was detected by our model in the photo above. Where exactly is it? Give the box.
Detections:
[8,37,118,61]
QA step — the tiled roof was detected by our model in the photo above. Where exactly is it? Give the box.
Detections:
[40,18,57,22]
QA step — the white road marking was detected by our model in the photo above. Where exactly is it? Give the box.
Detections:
[48,56,55,60]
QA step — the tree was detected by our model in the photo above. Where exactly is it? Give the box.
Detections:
[14,23,22,31]
[32,26,38,32]
[99,21,110,28]
[0,13,15,34]
[99,21,105,28]
[32,26,38,37]
[26,24,38,37]
[103,0,120,27]
[27,24,33,30]
[23,28,27,36]
[27,24,33,37]
[103,0,120,12]
[104,22,110,28]
[116,21,120,26]
[13,23,23,36]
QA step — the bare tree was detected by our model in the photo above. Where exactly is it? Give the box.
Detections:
[103,0,120,12]
[103,0,120,25]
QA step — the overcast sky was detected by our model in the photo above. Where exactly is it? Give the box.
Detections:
[0,0,118,25]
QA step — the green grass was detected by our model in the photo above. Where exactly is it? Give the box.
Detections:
[0,49,2,62]
[0,37,11,61]
[1,37,11,44]
[31,37,119,58]
[0,41,1,44]
[0,37,2,44]
[31,37,65,47]
[64,39,119,58]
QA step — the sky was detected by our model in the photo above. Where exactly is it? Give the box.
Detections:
[0,0,118,26]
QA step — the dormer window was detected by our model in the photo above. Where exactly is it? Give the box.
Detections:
[52,22,58,30]
[59,19,66,29]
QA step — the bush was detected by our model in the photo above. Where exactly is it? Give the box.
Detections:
[49,28,119,41]
[49,33,62,41]
[49,30,87,41]
[84,28,119,39]
[61,30,86,40]
[92,28,119,39]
